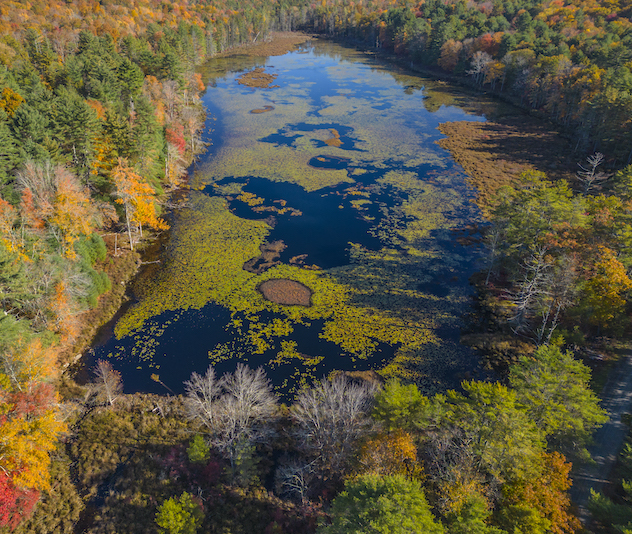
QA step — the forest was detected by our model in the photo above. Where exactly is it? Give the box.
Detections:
[1,0,632,532]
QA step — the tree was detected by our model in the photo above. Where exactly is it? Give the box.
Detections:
[443,381,545,484]
[291,375,376,477]
[576,152,609,194]
[0,119,19,188]
[155,492,203,534]
[112,158,168,250]
[0,341,67,521]
[186,434,210,464]
[319,474,444,534]
[52,88,101,180]
[184,364,277,483]
[468,51,492,87]
[15,161,96,255]
[47,167,96,256]
[93,359,123,406]
[501,452,580,534]
[0,198,21,255]
[353,430,421,478]
[509,344,607,457]
[0,472,39,531]
[371,379,429,432]
[581,245,632,330]
[438,40,463,72]
[445,492,506,534]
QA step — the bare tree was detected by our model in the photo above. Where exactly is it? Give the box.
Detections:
[184,364,278,483]
[275,458,316,504]
[508,246,552,335]
[468,51,492,87]
[94,359,123,406]
[291,375,377,477]
[535,255,578,345]
[577,152,610,194]
[184,366,222,429]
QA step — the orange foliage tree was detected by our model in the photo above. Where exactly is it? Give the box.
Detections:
[0,338,66,527]
[354,430,422,478]
[501,452,581,534]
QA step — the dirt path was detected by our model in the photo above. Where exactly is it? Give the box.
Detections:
[571,353,632,523]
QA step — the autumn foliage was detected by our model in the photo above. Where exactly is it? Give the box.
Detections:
[0,340,67,529]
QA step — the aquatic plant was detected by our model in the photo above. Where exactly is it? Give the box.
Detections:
[107,43,487,390]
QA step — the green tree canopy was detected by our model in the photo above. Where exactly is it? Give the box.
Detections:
[371,379,430,431]
[319,473,444,534]
[155,492,203,534]
[509,344,607,457]
[444,381,545,484]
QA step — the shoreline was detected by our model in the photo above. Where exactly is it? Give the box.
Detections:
[61,32,317,389]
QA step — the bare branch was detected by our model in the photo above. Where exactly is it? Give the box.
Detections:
[577,152,610,194]
[291,375,377,476]
[93,359,123,406]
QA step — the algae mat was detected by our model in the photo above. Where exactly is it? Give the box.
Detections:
[94,39,490,396]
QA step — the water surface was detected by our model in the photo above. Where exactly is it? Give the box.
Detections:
[91,40,492,397]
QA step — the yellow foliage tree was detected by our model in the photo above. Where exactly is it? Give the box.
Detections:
[0,339,66,495]
[48,170,95,257]
[0,409,66,491]
[112,158,168,250]
[583,245,632,328]
[354,430,422,478]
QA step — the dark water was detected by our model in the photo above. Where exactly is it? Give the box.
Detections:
[87,40,492,397]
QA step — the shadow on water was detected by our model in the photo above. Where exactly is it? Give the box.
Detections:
[87,305,394,400]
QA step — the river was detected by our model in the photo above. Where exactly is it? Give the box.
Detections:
[89,38,495,397]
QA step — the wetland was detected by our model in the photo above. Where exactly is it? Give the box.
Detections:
[88,38,531,396]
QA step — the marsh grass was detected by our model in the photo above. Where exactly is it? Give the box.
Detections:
[237,67,280,89]
[258,279,312,306]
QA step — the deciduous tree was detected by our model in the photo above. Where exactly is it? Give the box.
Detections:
[319,474,444,534]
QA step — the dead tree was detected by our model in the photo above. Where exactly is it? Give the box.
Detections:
[291,375,377,478]
[508,246,552,336]
[184,364,278,483]
[94,359,123,406]
[577,152,610,194]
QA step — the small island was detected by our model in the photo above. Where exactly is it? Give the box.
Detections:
[258,279,312,306]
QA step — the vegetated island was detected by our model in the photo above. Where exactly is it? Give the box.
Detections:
[258,278,313,306]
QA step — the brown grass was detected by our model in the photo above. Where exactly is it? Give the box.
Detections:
[437,115,576,215]
[325,128,342,147]
[60,242,140,368]
[250,105,275,114]
[222,31,313,58]
[237,68,280,89]
[258,279,312,306]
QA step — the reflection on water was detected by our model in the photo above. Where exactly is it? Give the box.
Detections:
[89,39,495,397]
